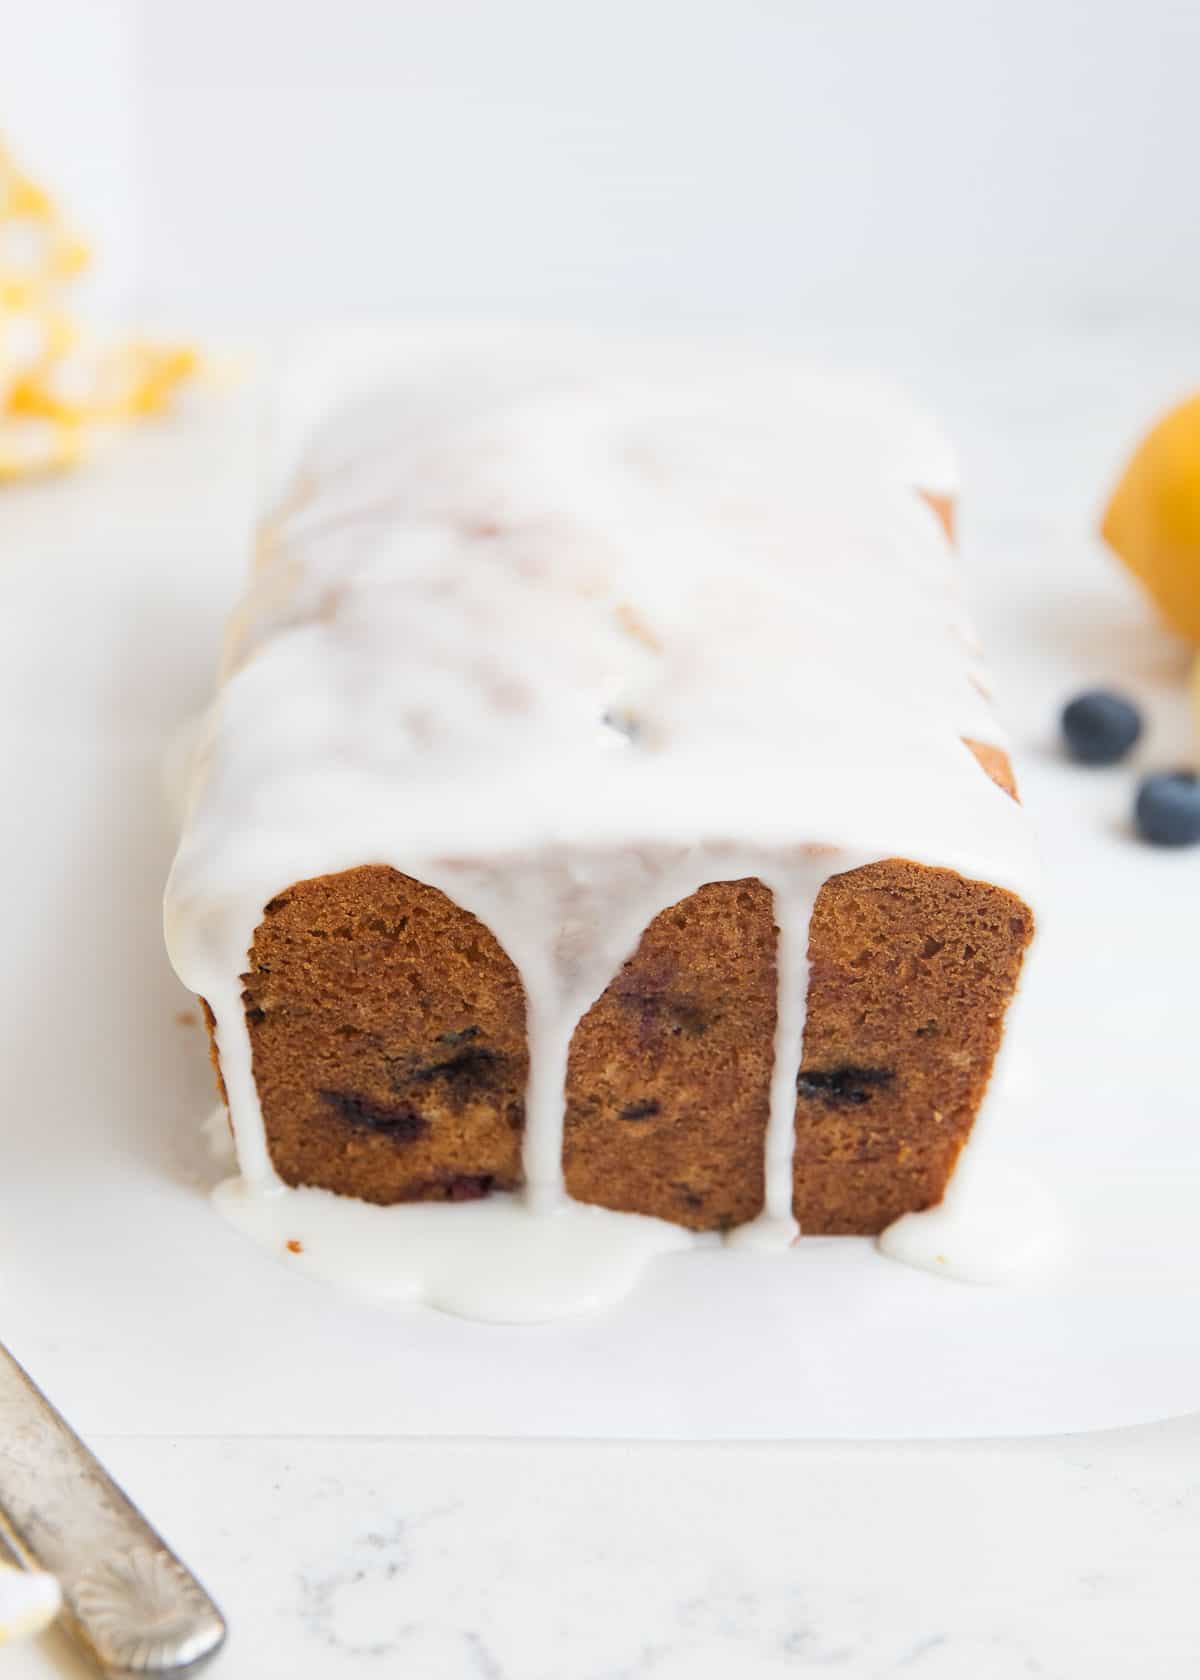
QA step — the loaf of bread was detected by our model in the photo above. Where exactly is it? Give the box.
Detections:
[166,328,1035,1278]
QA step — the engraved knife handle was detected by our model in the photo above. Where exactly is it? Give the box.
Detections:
[0,1342,226,1675]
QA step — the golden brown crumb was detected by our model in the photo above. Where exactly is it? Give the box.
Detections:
[285,1239,303,1254]
[198,830,1032,1237]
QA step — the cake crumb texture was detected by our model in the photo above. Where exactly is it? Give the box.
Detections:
[238,867,528,1205]
[211,832,1032,1234]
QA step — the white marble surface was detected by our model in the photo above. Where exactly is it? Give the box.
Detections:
[9,1418,1200,1679]
[2,316,1200,1674]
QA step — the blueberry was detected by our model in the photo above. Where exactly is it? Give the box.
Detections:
[1134,772,1200,847]
[1061,689,1143,765]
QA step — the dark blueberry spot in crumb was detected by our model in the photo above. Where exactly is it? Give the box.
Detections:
[443,1174,496,1202]
[1134,770,1200,847]
[669,1002,708,1037]
[244,1004,266,1024]
[319,1090,429,1140]
[415,1045,501,1091]
[1061,689,1142,766]
[615,989,712,1040]
[619,1099,661,1120]
[436,1025,481,1046]
[796,1065,894,1106]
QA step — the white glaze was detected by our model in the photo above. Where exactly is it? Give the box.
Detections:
[879,1159,1064,1285]
[201,1103,238,1168]
[214,1179,704,1323]
[161,709,209,830]
[165,327,1038,1319]
[880,982,1063,1282]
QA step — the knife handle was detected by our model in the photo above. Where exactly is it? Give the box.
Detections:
[0,1342,226,1675]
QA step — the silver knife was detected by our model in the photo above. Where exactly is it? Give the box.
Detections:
[0,1341,226,1675]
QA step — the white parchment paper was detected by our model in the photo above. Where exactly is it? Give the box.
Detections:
[2,348,1197,1442]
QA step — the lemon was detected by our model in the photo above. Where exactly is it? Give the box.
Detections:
[0,413,80,480]
[0,136,196,481]
[1102,393,1200,645]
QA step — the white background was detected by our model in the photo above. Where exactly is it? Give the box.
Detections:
[3,0,1200,333]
